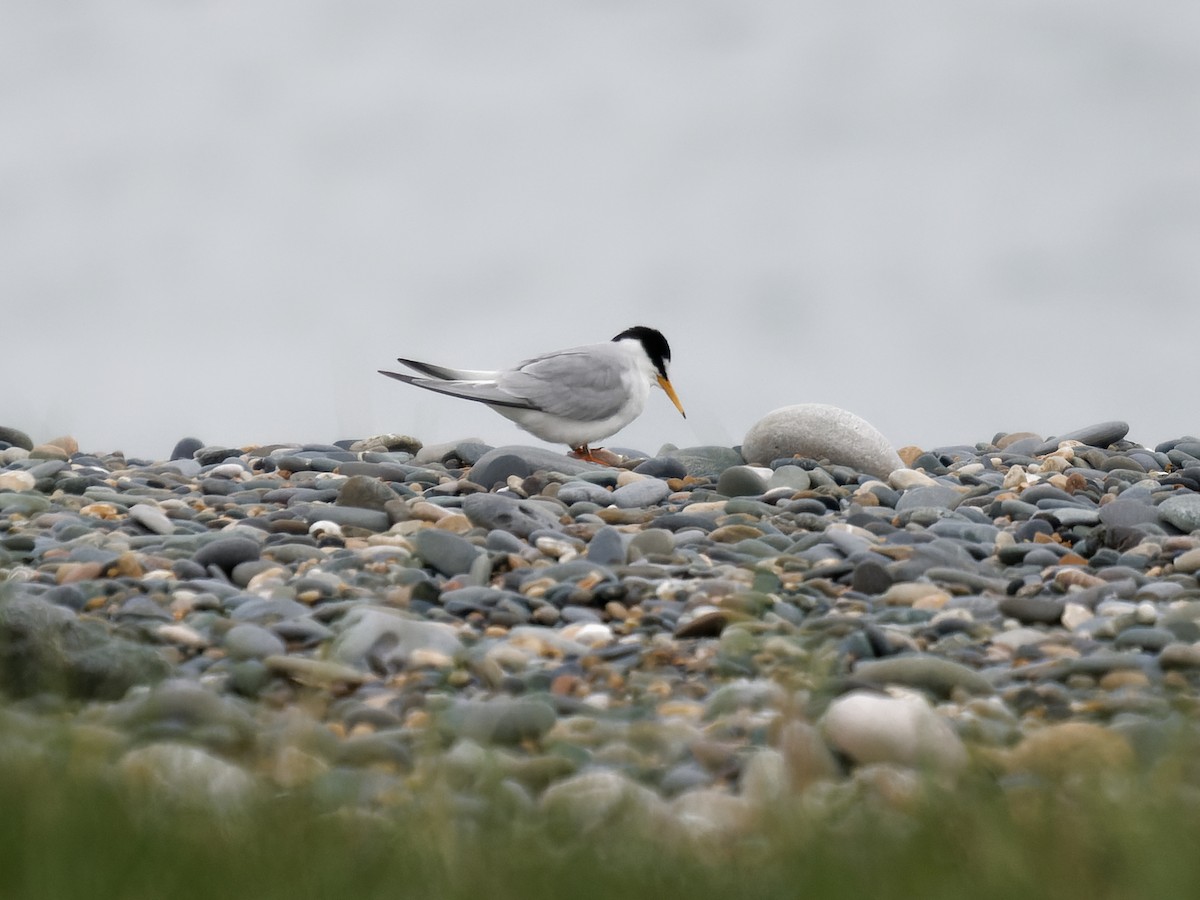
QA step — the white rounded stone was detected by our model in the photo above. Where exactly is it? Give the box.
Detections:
[820,689,967,774]
[742,404,903,478]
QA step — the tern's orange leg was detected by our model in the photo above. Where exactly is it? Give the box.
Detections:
[569,446,622,466]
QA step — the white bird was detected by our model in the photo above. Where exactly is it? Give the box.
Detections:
[379,326,686,463]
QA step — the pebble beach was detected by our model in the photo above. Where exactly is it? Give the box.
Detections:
[4,413,1200,847]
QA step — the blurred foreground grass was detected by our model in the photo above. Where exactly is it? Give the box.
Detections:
[3,743,1200,900]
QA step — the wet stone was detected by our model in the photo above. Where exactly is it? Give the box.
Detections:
[192,537,261,575]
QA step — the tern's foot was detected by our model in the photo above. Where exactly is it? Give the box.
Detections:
[569,446,624,466]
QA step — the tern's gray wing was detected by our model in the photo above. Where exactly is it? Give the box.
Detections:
[497,346,628,421]
[394,358,499,381]
[378,370,536,410]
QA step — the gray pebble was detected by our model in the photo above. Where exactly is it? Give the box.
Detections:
[1159,494,1200,533]
[716,466,769,497]
[610,478,671,508]
[463,492,563,537]
[223,623,287,660]
[412,528,483,577]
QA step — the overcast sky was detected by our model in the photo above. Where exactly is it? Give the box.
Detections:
[4,2,1198,458]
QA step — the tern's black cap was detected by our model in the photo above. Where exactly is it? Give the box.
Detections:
[612,326,671,376]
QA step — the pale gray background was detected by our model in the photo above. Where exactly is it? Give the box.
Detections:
[4,2,1198,459]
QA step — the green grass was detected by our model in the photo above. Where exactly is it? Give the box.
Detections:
[3,745,1200,900]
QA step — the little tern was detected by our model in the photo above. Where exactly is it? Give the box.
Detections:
[379,326,686,463]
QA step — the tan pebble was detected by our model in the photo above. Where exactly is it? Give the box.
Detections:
[912,593,950,611]
[682,501,728,515]
[409,501,450,522]
[520,577,558,598]
[896,446,925,467]
[155,623,208,649]
[246,567,288,592]
[1061,602,1093,630]
[408,648,455,669]
[708,524,764,543]
[433,513,472,533]
[615,470,648,487]
[656,700,704,720]
[389,520,425,535]
[0,470,36,491]
[1054,568,1106,590]
[888,468,937,490]
[535,536,579,560]
[1099,669,1150,690]
[57,561,104,584]
[1038,455,1070,473]
[1063,472,1089,493]
[1002,465,1030,489]
[1172,547,1200,574]
[851,488,879,507]
[604,601,630,621]
[46,435,79,454]
[109,552,144,579]
[80,502,120,520]
[551,673,583,696]
[29,444,69,461]
[881,582,948,607]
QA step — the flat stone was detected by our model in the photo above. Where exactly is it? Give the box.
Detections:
[469,446,601,488]
[557,481,614,506]
[1033,421,1130,455]
[999,595,1066,625]
[895,485,964,512]
[463,492,562,537]
[610,478,671,509]
[129,503,176,535]
[742,404,903,478]
[852,654,994,698]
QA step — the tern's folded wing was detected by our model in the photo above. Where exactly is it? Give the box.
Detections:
[394,358,499,381]
[498,348,628,421]
[379,371,536,410]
